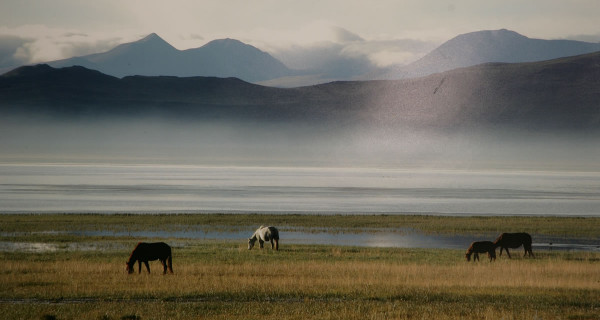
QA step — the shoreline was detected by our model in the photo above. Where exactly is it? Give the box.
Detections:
[2,210,600,217]
[2,213,599,252]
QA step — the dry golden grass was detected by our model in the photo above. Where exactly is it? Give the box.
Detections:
[5,256,600,300]
[2,250,600,319]
[2,213,600,319]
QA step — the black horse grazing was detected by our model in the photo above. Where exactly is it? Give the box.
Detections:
[465,241,496,262]
[126,242,173,274]
[493,233,534,258]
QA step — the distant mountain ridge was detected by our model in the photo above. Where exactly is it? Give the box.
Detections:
[29,29,600,85]
[380,29,600,79]
[2,51,600,131]
[48,33,294,82]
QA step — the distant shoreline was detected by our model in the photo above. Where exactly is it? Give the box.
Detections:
[3,210,600,216]
[2,213,599,239]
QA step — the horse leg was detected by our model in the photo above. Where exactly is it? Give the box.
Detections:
[474,252,479,261]
[525,245,534,258]
[138,261,142,274]
[274,239,279,251]
[505,248,512,259]
[259,239,264,249]
[160,259,167,274]
[144,261,151,273]
[488,250,496,262]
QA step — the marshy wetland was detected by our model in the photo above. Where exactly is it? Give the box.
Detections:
[1,214,599,319]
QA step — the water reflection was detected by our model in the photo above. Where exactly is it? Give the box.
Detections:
[0,241,127,253]
[73,227,479,249]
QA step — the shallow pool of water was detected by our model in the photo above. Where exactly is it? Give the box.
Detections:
[2,227,598,252]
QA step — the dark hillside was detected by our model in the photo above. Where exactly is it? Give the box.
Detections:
[2,51,599,130]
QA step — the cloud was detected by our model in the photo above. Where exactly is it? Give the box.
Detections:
[271,42,376,78]
[342,38,438,67]
[189,33,204,41]
[332,27,364,42]
[564,32,600,43]
[0,34,34,68]
[0,25,136,71]
[57,36,123,60]
[269,26,438,78]
[63,32,89,38]
[0,22,436,80]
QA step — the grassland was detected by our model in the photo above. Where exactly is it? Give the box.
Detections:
[2,213,599,237]
[1,214,599,320]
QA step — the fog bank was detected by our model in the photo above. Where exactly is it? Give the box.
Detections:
[1,117,598,171]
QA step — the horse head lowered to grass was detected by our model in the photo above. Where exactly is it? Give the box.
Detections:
[493,232,534,258]
[126,242,173,274]
[248,226,279,250]
[465,241,496,262]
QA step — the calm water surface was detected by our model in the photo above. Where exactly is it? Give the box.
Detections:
[2,227,598,252]
[0,164,599,215]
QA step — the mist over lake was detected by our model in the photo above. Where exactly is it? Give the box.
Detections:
[1,161,598,215]
[1,112,599,216]
[1,50,599,217]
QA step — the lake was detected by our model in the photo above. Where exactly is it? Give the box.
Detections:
[2,227,598,252]
[1,163,599,215]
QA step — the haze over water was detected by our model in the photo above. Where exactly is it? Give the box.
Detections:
[1,163,598,216]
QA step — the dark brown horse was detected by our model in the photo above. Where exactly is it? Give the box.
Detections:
[465,241,496,262]
[126,242,173,274]
[493,233,534,258]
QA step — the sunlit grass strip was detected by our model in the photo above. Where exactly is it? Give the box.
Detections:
[2,244,599,320]
[3,250,599,300]
[2,213,599,238]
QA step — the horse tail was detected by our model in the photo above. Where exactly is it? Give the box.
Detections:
[165,245,173,273]
[523,233,534,257]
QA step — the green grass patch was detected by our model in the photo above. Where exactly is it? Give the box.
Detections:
[2,213,599,238]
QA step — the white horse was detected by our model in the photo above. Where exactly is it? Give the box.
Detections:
[248,226,279,250]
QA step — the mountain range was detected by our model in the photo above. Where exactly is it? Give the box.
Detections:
[39,29,600,85]
[380,29,600,79]
[48,33,294,82]
[2,50,599,132]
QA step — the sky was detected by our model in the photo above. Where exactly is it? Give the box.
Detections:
[1,0,600,71]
